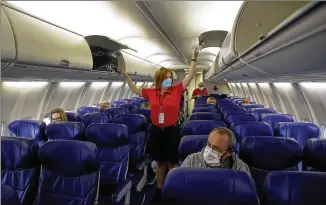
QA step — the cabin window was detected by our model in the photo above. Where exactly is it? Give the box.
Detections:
[1,122,7,136]
[320,124,326,138]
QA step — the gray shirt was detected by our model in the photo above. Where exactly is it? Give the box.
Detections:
[181,148,251,177]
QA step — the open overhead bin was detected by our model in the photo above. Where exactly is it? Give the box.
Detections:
[1,3,93,71]
[207,1,326,82]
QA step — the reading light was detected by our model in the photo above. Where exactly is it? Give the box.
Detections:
[300,82,326,89]
[91,82,109,88]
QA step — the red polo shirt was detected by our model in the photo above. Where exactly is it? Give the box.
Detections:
[192,88,208,98]
[142,82,184,127]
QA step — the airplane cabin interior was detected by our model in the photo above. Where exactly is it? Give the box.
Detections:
[1,1,326,205]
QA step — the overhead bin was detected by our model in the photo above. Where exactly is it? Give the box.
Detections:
[117,51,160,77]
[208,1,326,82]
[1,6,16,68]
[1,3,93,70]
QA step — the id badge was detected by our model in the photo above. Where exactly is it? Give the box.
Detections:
[159,113,165,124]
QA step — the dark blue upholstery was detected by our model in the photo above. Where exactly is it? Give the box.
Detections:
[1,137,39,205]
[2,185,21,205]
[178,135,208,162]
[119,103,136,112]
[220,106,243,113]
[131,108,151,123]
[262,171,326,205]
[86,123,132,204]
[275,122,320,147]
[8,120,47,146]
[192,107,218,113]
[225,113,256,127]
[261,114,295,130]
[222,108,247,118]
[36,140,100,205]
[231,121,273,142]
[104,107,129,119]
[45,122,85,141]
[190,112,221,121]
[181,120,226,137]
[194,104,215,108]
[65,111,81,122]
[81,112,112,127]
[195,96,209,105]
[162,168,259,205]
[217,102,234,109]
[114,114,147,192]
[240,136,302,199]
[242,104,264,111]
[112,100,128,108]
[250,108,276,121]
[303,138,326,172]
[77,106,100,117]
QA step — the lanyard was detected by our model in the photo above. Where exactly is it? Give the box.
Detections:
[157,90,168,112]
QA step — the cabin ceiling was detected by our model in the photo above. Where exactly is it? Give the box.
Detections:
[7,1,242,72]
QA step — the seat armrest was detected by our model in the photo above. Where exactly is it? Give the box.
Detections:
[112,180,132,203]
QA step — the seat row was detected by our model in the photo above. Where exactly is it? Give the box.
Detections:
[161,168,326,205]
[2,118,151,205]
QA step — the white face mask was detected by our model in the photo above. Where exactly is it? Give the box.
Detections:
[203,146,221,167]
[199,87,204,90]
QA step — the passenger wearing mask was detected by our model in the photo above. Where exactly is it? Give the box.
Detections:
[181,128,251,177]
[50,108,68,122]
[99,101,111,112]
[119,46,200,203]
[141,102,150,109]
[191,82,208,101]
[206,97,217,105]
[242,97,251,104]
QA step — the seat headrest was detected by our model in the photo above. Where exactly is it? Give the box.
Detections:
[131,108,151,122]
[263,171,326,204]
[112,100,128,107]
[195,96,209,103]
[81,112,112,127]
[1,185,21,205]
[194,104,215,108]
[1,136,39,169]
[179,135,208,161]
[39,140,99,176]
[222,108,247,116]
[163,168,259,205]
[241,104,264,111]
[190,112,221,121]
[275,122,320,146]
[220,106,242,112]
[249,108,276,120]
[77,106,100,117]
[193,107,217,113]
[231,121,273,142]
[104,107,129,118]
[181,120,226,136]
[225,113,256,125]
[260,114,294,129]
[86,123,129,147]
[119,103,135,112]
[8,120,47,145]
[303,138,326,171]
[240,136,302,170]
[65,111,81,122]
[45,122,85,141]
[114,114,147,133]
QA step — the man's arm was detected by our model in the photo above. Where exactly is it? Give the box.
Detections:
[181,155,193,167]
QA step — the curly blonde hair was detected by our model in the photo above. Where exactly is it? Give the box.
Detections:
[50,108,68,121]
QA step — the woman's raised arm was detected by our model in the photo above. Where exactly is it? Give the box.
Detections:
[182,47,200,90]
[119,69,142,96]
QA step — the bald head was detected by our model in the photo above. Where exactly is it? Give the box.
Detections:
[207,128,236,153]
[198,82,204,87]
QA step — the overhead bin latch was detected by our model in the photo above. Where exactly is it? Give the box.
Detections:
[60,59,70,67]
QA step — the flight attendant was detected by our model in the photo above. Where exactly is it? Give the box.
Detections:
[119,47,200,203]
[192,82,208,101]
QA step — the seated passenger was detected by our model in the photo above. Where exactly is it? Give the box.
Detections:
[50,108,68,122]
[206,97,217,105]
[99,101,111,112]
[141,102,150,109]
[242,97,251,104]
[181,127,251,176]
